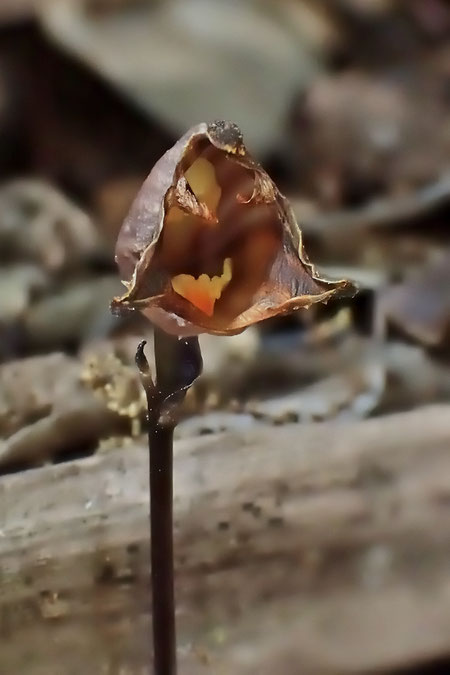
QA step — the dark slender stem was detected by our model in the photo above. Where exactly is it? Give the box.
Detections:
[148,420,176,675]
[136,329,202,675]
[147,328,178,675]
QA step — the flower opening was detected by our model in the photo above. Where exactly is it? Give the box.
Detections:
[112,121,356,336]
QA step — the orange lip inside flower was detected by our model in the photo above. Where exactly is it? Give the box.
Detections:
[171,258,232,317]
[112,121,356,336]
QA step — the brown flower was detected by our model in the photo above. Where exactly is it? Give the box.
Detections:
[112,121,356,336]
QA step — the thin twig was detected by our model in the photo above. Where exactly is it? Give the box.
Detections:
[293,172,450,236]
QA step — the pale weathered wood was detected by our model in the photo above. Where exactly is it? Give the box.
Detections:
[1,405,450,674]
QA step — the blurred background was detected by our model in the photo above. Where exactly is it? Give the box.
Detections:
[0,1,450,674]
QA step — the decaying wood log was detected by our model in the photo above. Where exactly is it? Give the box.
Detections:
[1,405,450,674]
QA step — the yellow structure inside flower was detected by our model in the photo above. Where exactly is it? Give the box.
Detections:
[185,157,221,212]
[171,258,232,316]
[161,156,223,268]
